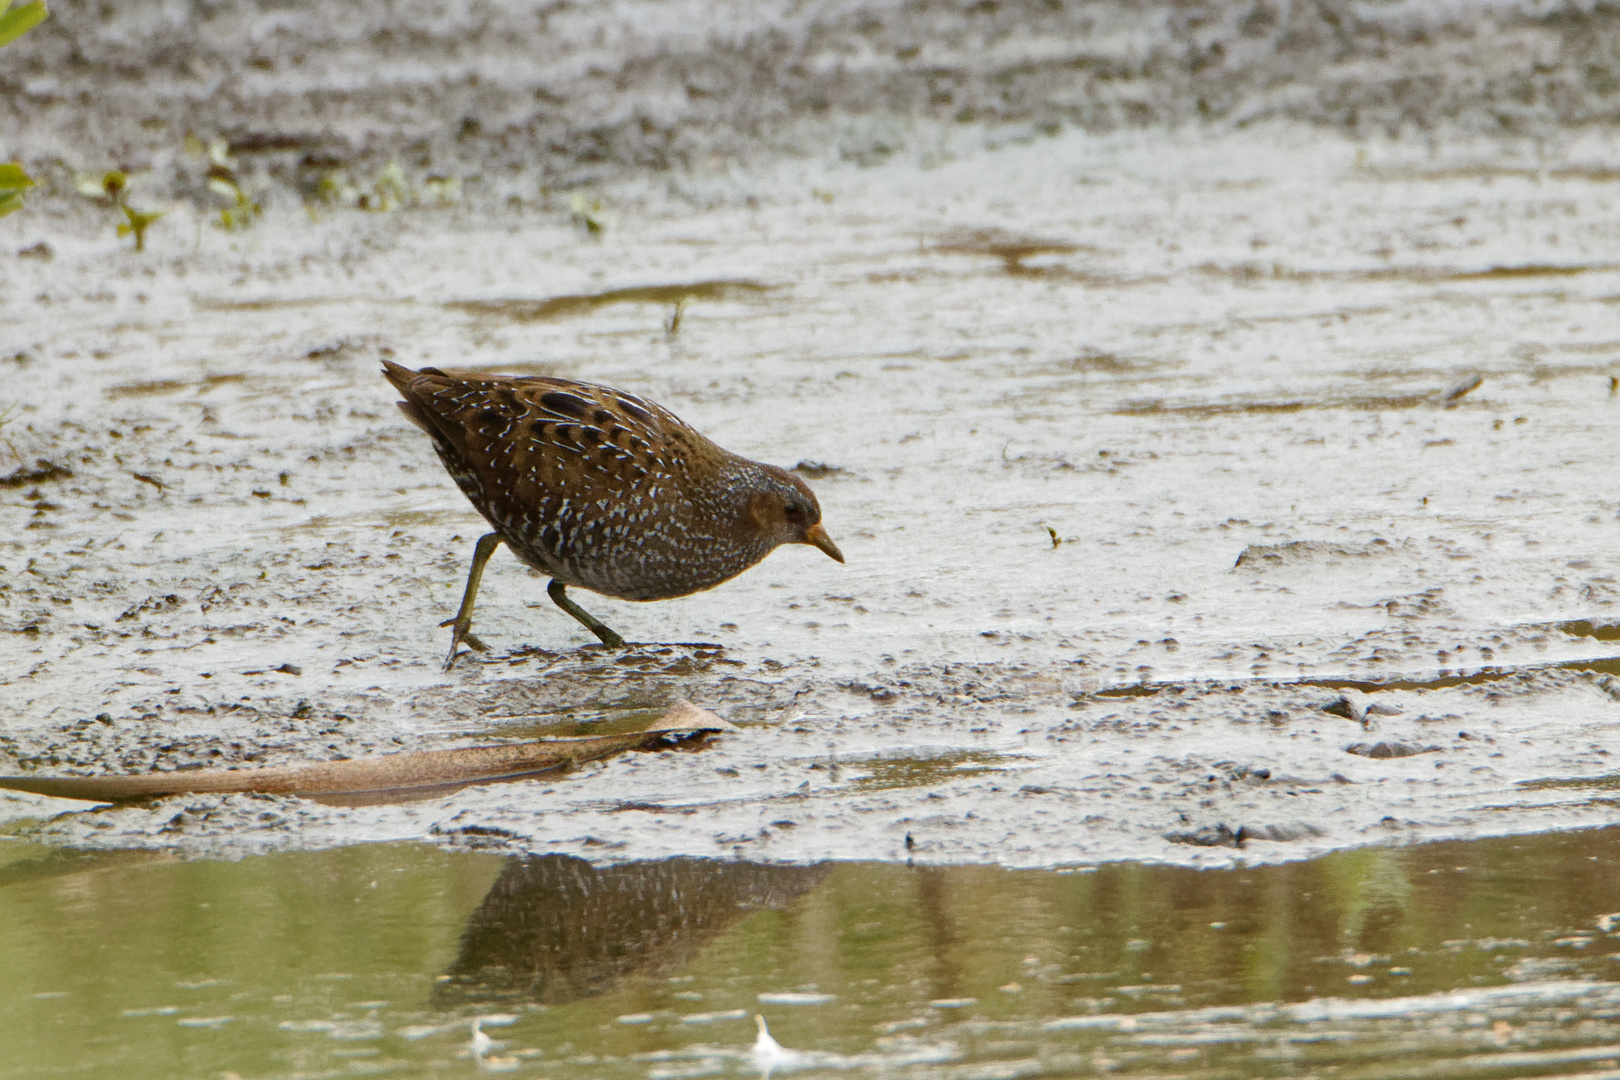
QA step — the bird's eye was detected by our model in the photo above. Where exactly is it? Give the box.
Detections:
[785,501,806,519]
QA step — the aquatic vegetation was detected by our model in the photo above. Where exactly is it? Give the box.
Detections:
[189,136,260,231]
[0,0,46,49]
[117,209,163,251]
[568,192,611,235]
[77,170,163,251]
[306,159,453,213]
[214,181,259,230]
[320,160,399,211]
[421,173,460,206]
[0,2,48,217]
[0,162,33,218]
[367,160,408,211]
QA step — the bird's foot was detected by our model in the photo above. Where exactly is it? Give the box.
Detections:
[588,624,626,649]
[439,617,490,671]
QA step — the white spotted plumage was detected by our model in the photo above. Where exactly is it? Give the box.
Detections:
[382,361,836,604]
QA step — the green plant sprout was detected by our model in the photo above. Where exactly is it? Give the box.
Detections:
[569,193,611,235]
[0,163,34,218]
[422,174,460,206]
[308,160,432,213]
[0,0,46,48]
[0,1,49,217]
[190,137,260,230]
[215,181,259,229]
[77,170,164,251]
[118,206,164,251]
[369,161,407,211]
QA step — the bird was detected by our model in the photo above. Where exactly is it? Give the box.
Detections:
[468,1019,493,1057]
[382,360,844,668]
[750,1014,802,1077]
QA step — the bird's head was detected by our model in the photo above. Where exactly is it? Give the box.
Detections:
[747,465,844,562]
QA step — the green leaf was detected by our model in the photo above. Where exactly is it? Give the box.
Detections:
[0,162,35,192]
[0,162,33,216]
[0,0,48,48]
[117,205,164,251]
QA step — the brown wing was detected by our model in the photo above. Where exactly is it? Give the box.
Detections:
[383,360,729,536]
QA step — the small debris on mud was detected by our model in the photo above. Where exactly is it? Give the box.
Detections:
[1442,374,1485,407]
[1235,539,1396,569]
[0,700,732,806]
[0,459,71,487]
[1345,741,1441,759]
[1321,691,1405,725]
[1167,821,1326,847]
[791,461,846,479]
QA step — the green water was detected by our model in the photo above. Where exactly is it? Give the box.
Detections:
[4,830,1620,1079]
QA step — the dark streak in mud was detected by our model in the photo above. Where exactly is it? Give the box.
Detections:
[1448,264,1602,280]
[1114,392,1447,417]
[1519,771,1620,792]
[931,229,1094,276]
[1301,656,1620,692]
[847,750,1019,792]
[0,459,71,487]
[1086,652,1620,700]
[106,374,252,400]
[1192,261,1620,286]
[1558,620,1620,641]
[446,281,770,323]
[192,296,358,312]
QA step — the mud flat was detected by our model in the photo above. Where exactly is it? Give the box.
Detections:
[4,2,1620,865]
[4,118,1620,865]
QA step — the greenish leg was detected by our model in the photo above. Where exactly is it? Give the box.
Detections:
[441,532,504,670]
[547,580,626,648]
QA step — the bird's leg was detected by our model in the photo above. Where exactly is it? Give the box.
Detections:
[440,532,504,670]
[547,580,626,648]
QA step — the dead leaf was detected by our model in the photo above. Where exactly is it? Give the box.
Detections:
[0,699,735,806]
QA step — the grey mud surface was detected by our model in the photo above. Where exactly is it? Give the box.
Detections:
[4,2,1620,867]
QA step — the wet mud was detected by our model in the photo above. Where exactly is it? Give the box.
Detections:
[15,0,1620,200]
[6,3,1620,867]
[5,120,1620,865]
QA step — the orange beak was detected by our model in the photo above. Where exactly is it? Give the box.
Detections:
[803,522,845,563]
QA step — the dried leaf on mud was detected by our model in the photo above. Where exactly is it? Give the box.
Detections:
[0,700,737,807]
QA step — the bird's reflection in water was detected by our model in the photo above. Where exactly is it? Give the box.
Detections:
[433,856,829,1007]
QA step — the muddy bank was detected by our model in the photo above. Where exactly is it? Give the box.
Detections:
[11,0,1620,213]
[3,118,1620,863]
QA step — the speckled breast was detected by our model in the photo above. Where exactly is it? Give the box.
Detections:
[409,373,777,601]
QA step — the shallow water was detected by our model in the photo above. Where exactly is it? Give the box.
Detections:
[5,826,1620,1079]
